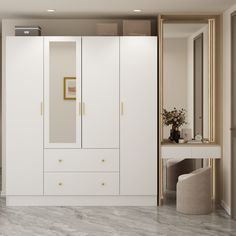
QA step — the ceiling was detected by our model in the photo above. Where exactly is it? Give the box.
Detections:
[163,23,207,38]
[0,0,236,19]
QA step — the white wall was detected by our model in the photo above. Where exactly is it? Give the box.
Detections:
[163,38,188,139]
[222,4,236,215]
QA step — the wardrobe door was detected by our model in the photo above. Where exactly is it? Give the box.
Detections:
[6,37,43,195]
[82,37,119,148]
[44,37,82,148]
[120,37,157,195]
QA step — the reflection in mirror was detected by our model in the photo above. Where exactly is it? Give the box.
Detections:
[163,23,209,142]
[162,22,210,204]
[49,42,76,143]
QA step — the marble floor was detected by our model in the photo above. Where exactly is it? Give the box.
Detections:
[0,198,235,236]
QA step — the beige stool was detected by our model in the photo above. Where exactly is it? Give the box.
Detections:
[177,167,212,215]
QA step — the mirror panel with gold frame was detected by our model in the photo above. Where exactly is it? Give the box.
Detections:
[158,15,216,205]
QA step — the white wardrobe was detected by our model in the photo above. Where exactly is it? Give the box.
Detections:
[6,36,157,206]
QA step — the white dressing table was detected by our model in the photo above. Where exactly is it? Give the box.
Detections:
[160,141,221,201]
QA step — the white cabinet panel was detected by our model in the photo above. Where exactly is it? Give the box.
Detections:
[44,149,119,172]
[44,173,119,195]
[82,37,119,148]
[6,37,43,195]
[120,37,157,195]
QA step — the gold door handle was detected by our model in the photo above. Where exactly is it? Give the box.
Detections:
[40,102,43,115]
[78,103,81,115]
[121,102,124,115]
[82,102,85,115]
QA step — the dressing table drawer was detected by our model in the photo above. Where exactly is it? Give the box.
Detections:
[44,149,119,172]
[44,173,119,195]
[161,146,192,159]
[191,146,221,158]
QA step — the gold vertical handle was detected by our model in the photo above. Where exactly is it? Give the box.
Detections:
[78,102,81,115]
[82,103,85,115]
[121,102,124,115]
[40,102,43,115]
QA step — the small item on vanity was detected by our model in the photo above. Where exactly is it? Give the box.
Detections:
[162,107,187,143]
[179,139,185,144]
[181,128,192,142]
[169,127,180,143]
[203,138,210,144]
[187,139,203,144]
[195,134,203,142]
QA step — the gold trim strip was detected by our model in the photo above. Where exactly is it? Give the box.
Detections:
[82,102,85,115]
[208,18,216,200]
[121,102,124,115]
[40,102,43,116]
[158,15,164,205]
[78,102,81,115]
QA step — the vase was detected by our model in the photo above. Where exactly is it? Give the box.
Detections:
[169,127,180,143]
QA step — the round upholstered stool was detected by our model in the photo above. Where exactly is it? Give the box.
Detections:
[176,167,212,215]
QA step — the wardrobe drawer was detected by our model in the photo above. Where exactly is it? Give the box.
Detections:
[44,149,119,172]
[44,173,119,195]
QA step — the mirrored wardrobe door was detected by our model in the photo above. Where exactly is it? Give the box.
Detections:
[44,37,82,148]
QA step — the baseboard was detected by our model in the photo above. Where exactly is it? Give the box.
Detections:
[221,200,231,215]
[6,196,158,206]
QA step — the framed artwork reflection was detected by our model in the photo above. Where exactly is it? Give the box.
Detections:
[64,77,76,100]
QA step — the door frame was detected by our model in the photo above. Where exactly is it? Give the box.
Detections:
[44,37,82,148]
[193,33,204,138]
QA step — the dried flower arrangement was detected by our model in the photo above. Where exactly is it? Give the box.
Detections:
[162,108,187,129]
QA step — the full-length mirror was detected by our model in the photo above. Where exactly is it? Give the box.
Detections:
[163,22,209,142]
[158,17,216,206]
[49,42,77,143]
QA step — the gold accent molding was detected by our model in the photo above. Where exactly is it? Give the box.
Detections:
[158,15,164,205]
[208,18,216,200]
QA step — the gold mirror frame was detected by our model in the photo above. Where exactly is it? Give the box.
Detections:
[158,15,216,205]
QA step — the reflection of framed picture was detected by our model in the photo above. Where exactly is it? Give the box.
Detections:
[64,77,76,100]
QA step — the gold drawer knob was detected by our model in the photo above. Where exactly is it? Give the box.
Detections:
[58,182,63,186]
[101,182,106,186]
[58,159,63,163]
[101,159,105,163]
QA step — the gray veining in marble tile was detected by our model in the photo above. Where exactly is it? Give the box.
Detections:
[0,198,235,236]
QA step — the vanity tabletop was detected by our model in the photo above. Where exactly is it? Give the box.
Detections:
[161,141,220,147]
[161,140,221,159]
